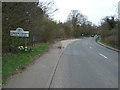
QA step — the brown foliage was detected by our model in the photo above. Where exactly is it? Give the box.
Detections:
[104,36,118,46]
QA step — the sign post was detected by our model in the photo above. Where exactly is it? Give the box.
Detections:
[10,28,29,47]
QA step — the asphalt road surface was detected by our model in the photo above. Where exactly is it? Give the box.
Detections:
[50,37,118,88]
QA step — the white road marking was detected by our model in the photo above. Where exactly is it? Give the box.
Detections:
[99,53,108,59]
[89,46,92,48]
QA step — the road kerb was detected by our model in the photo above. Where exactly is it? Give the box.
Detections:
[45,44,64,88]
[46,39,79,88]
[97,41,120,52]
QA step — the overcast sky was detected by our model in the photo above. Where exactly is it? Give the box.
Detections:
[39,0,119,25]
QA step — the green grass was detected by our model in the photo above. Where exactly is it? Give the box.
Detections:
[99,40,118,49]
[96,37,118,49]
[2,43,50,84]
[96,37,101,41]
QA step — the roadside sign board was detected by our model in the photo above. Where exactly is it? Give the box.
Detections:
[10,28,29,37]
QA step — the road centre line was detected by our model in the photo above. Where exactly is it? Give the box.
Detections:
[99,53,108,59]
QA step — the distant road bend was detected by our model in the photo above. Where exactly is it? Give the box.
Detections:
[50,37,118,88]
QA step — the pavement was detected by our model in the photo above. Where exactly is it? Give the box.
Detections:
[61,39,79,48]
[50,37,118,88]
[3,39,78,88]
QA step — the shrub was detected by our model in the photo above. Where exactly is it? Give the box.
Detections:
[104,36,118,46]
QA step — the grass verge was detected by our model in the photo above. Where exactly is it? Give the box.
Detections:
[96,37,118,49]
[2,43,50,84]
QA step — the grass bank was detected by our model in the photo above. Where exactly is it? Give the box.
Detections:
[96,37,118,49]
[2,43,50,84]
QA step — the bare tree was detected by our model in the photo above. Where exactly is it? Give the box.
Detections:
[38,1,58,18]
[67,10,88,38]
[67,10,87,28]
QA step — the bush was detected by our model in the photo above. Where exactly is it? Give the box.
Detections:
[104,36,118,46]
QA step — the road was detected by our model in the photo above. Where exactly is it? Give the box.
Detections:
[50,37,118,88]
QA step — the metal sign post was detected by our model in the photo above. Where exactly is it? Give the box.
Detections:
[32,36,36,47]
[25,38,28,47]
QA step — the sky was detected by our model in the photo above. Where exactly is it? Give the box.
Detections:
[39,0,119,25]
